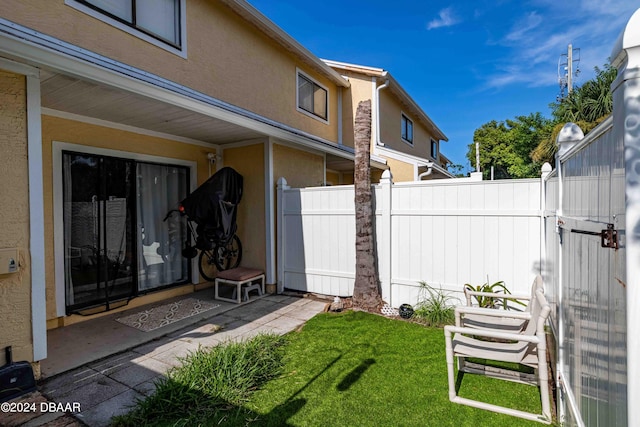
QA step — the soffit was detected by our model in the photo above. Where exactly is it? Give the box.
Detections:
[40,69,265,144]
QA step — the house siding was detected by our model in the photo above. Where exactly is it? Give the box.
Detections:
[0,69,33,364]
[2,0,341,143]
[378,89,437,160]
[273,143,324,188]
[222,143,266,272]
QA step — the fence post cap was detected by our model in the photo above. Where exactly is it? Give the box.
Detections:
[556,123,584,157]
[612,8,640,67]
[381,170,393,181]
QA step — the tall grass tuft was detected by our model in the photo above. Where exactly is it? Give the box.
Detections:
[112,333,286,426]
[412,281,456,326]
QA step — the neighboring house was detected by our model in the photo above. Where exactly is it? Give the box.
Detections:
[324,60,453,183]
[0,0,450,372]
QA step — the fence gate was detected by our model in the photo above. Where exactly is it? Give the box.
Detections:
[546,120,627,427]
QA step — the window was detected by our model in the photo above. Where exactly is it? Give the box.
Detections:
[401,114,413,144]
[431,139,439,159]
[297,71,328,122]
[73,0,182,49]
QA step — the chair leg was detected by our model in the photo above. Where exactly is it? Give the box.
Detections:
[444,328,458,401]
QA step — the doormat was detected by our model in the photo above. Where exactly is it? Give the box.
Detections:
[116,298,220,332]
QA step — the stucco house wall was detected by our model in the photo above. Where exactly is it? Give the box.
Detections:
[0,69,33,365]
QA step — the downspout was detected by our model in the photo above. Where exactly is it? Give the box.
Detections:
[418,163,434,180]
[376,77,434,180]
[375,77,390,148]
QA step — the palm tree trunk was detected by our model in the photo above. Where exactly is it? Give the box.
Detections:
[352,99,383,311]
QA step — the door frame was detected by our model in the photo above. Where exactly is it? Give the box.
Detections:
[52,141,198,317]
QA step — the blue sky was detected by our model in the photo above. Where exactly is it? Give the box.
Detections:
[247,0,637,172]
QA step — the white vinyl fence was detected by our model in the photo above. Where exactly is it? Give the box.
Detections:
[277,174,544,306]
[274,10,640,426]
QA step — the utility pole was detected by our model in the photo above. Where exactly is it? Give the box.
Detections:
[558,44,580,100]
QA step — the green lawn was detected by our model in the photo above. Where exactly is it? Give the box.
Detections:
[114,311,547,426]
[244,311,543,426]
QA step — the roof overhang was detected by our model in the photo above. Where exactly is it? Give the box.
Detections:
[0,18,366,164]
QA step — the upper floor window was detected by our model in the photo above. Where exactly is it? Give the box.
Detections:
[71,0,182,50]
[431,138,439,159]
[297,70,328,122]
[401,113,413,145]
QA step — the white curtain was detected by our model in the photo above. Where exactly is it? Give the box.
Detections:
[136,163,188,291]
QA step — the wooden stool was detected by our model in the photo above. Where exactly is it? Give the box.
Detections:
[214,267,265,304]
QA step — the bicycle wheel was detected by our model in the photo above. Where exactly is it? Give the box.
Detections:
[198,249,218,282]
[213,234,242,271]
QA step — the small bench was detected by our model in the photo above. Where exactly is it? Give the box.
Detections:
[214,267,265,304]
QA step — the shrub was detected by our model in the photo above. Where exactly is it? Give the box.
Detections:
[412,282,456,326]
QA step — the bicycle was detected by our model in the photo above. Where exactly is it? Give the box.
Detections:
[163,207,242,281]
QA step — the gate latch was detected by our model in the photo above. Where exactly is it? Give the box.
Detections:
[601,224,618,249]
[570,223,619,249]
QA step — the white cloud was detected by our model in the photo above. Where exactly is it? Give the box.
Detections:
[505,12,542,42]
[480,2,637,91]
[427,7,459,30]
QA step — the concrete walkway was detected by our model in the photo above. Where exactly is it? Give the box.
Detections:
[1,294,327,427]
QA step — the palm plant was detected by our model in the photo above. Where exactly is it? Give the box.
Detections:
[464,280,513,309]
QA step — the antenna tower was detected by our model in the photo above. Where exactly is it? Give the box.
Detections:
[558,44,581,101]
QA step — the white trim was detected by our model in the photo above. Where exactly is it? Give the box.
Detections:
[219,138,267,150]
[52,141,198,317]
[272,139,324,157]
[64,0,187,58]
[264,139,275,285]
[41,108,217,148]
[337,87,343,145]
[26,72,47,362]
[376,144,454,178]
[296,68,329,125]
[0,56,39,77]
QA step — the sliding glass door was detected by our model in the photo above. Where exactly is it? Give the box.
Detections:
[62,151,189,313]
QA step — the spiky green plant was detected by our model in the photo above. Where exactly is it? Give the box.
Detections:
[412,281,456,326]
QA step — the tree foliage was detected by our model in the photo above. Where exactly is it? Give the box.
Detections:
[532,65,617,164]
[467,64,617,173]
[467,113,552,179]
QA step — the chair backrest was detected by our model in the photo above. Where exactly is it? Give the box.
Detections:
[524,275,544,312]
[523,288,550,337]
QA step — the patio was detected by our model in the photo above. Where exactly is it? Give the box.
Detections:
[4,292,327,427]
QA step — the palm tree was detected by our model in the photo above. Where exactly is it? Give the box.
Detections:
[532,64,617,164]
[352,99,383,311]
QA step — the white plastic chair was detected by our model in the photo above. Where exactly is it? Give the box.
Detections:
[456,275,544,333]
[444,288,552,424]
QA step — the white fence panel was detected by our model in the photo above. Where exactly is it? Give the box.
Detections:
[278,176,543,308]
[388,179,542,307]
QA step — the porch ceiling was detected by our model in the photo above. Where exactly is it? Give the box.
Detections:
[40,70,266,145]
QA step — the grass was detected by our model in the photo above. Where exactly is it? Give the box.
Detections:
[113,312,546,426]
[112,334,287,426]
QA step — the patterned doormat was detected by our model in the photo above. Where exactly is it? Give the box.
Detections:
[116,298,220,332]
